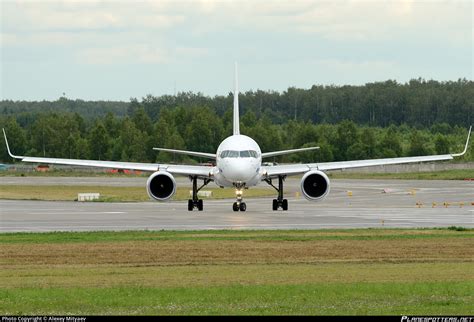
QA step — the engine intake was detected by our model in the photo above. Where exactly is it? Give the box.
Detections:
[146,171,176,201]
[301,170,330,201]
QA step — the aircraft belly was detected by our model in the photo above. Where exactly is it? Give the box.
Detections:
[214,172,261,188]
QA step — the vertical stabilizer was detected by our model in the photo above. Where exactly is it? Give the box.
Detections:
[233,62,240,135]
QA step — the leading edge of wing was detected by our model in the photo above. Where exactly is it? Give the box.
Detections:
[264,154,455,178]
[315,154,454,172]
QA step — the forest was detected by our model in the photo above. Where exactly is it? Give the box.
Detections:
[1,78,472,163]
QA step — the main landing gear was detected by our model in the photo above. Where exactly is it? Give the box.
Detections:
[232,185,247,212]
[188,176,211,211]
[265,175,288,211]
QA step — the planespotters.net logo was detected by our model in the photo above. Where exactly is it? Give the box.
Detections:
[402,317,473,322]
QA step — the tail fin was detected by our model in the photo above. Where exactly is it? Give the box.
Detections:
[233,62,240,135]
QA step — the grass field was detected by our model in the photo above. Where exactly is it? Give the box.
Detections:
[1,168,473,180]
[328,169,474,180]
[0,229,472,315]
[0,185,273,202]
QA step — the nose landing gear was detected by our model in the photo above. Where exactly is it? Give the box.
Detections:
[232,185,247,212]
[232,201,246,212]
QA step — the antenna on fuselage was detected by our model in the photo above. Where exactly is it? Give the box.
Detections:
[233,62,240,135]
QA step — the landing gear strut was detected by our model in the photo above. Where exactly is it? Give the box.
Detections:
[232,185,247,212]
[265,175,288,211]
[188,176,210,211]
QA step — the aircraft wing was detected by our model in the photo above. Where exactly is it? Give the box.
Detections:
[3,129,214,178]
[263,126,471,178]
[261,146,319,158]
[153,147,216,159]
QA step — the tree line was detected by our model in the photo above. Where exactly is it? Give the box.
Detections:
[1,107,471,164]
[2,78,472,128]
[1,78,472,163]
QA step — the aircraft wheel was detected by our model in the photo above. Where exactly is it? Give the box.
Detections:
[198,199,203,211]
[188,199,193,211]
[239,202,246,212]
[282,199,288,211]
[272,199,278,211]
[233,202,239,212]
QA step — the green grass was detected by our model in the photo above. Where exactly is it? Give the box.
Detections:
[1,229,472,315]
[0,185,273,202]
[1,168,473,180]
[2,282,472,315]
[0,228,472,244]
[328,169,474,180]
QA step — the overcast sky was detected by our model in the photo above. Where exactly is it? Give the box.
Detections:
[1,0,472,101]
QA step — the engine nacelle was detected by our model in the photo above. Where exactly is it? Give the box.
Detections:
[146,171,176,201]
[300,170,330,202]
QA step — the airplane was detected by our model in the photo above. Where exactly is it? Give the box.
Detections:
[2,64,472,212]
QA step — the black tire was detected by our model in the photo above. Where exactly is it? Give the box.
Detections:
[239,202,246,212]
[198,199,203,211]
[188,199,193,211]
[233,202,239,212]
[282,199,288,211]
[272,199,278,211]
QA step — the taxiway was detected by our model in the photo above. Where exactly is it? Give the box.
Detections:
[1,178,472,232]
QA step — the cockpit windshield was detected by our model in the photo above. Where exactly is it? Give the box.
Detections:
[220,150,258,158]
[220,150,239,158]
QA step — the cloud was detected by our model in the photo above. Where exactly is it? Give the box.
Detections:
[1,1,186,41]
[1,0,471,100]
[2,1,470,50]
[75,44,209,65]
[76,45,168,65]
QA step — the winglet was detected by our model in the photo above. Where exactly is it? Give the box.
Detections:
[452,125,472,157]
[2,128,22,159]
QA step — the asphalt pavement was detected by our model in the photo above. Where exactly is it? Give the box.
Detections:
[1,177,472,232]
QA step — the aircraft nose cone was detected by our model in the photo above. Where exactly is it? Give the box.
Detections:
[223,160,255,182]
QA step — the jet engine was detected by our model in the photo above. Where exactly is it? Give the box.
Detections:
[300,170,330,201]
[146,171,176,201]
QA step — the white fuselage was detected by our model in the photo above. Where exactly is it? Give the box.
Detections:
[213,135,262,188]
